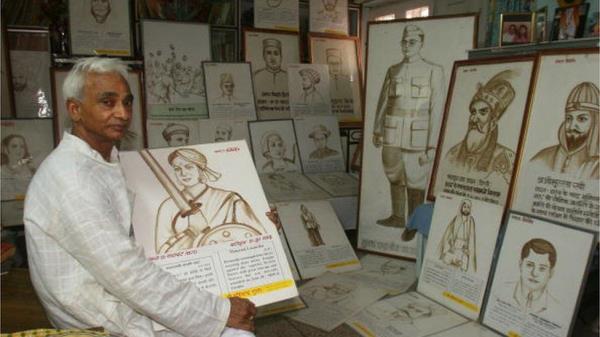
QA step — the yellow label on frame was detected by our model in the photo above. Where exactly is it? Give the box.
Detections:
[508,331,522,337]
[326,259,360,269]
[223,279,295,299]
[443,291,479,312]
[351,323,377,337]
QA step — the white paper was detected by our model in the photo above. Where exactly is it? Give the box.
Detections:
[306,172,358,197]
[294,116,344,173]
[287,64,332,117]
[309,0,348,35]
[146,119,201,149]
[203,62,257,120]
[259,172,330,202]
[254,0,299,31]
[345,254,417,295]
[248,119,302,174]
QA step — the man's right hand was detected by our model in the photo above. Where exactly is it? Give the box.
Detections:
[226,297,257,332]
[372,133,383,148]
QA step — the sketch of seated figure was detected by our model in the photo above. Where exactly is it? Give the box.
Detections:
[309,125,339,159]
[261,131,297,172]
[154,148,265,253]
[303,282,356,305]
[437,199,477,272]
[1,134,36,200]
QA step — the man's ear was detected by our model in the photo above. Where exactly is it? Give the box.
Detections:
[66,99,82,123]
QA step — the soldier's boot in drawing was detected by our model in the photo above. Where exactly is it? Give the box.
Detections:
[400,188,426,241]
[376,184,406,228]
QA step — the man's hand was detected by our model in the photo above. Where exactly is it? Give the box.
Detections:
[226,297,257,332]
[372,133,383,148]
[418,149,435,166]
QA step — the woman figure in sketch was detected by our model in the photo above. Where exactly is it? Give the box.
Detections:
[1,134,35,200]
[437,199,477,272]
[300,204,325,246]
[261,131,297,173]
[514,24,530,43]
[155,148,265,253]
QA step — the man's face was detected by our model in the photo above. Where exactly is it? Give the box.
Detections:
[322,0,338,11]
[461,202,471,216]
[401,35,423,58]
[171,156,202,187]
[91,0,111,23]
[214,127,231,142]
[5,137,26,162]
[519,250,553,293]
[565,110,592,150]
[301,74,313,90]
[167,133,188,147]
[12,73,27,92]
[327,56,341,75]
[264,46,282,70]
[71,72,133,146]
[267,135,285,159]
[469,100,494,134]
[221,80,234,96]
[313,133,327,149]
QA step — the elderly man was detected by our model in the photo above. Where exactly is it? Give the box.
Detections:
[443,70,516,184]
[372,25,444,239]
[162,122,190,147]
[309,124,339,159]
[530,82,599,179]
[23,57,256,337]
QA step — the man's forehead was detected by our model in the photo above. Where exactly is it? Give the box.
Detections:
[567,109,592,118]
[524,250,551,264]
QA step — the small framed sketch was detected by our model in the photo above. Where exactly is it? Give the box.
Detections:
[309,34,363,124]
[248,119,302,174]
[7,28,53,118]
[1,119,54,202]
[146,119,200,149]
[287,63,332,117]
[68,0,133,57]
[499,12,534,46]
[294,116,344,173]
[551,3,590,40]
[203,62,257,120]
[52,68,146,151]
[197,118,251,145]
[534,7,548,42]
[1,22,15,118]
[309,0,348,35]
[306,171,358,197]
[428,56,536,206]
[142,20,211,119]
[510,50,599,233]
[244,28,300,120]
[254,0,299,31]
[482,212,596,337]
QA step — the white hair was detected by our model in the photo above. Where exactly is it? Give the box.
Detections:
[62,57,129,101]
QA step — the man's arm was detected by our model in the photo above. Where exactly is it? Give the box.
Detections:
[424,65,446,162]
[372,68,392,147]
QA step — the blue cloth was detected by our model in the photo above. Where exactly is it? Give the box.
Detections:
[406,203,435,238]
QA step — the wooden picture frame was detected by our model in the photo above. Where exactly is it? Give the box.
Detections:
[535,6,548,42]
[499,12,534,46]
[1,18,15,119]
[551,3,590,41]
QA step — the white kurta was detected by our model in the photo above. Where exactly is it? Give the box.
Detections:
[24,132,234,337]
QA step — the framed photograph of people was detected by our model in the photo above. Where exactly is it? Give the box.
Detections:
[7,28,53,118]
[499,12,534,46]
[510,50,599,233]
[203,62,257,120]
[1,22,15,118]
[244,28,300,120]
[146,119,200,149]
[68,0,133,57]
[534,7,548,42]
[482,212,596,337]
[357,14,477,259]
[1,119,54,201]
[551,3,590,40]
[294,116,344,173]
[287,63,332,117]
[309,0,348,35]
[197,118,251,145]
[52,68,146,151]
[248,119,302,174]
[254,0,299,31]
[309,34,363,124]
[428,56,536,206]
[142,20,211,119]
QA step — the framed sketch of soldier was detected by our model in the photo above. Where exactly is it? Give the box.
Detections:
[142,20,211,119]
[68,0,134,57]
[357,14,477,259]
[244,28,300,120]
[51,68,147,150]
[1,21,15,118]
[203,62,257,120]
[254,0,300,31]
[248,119,302,174]
[309,34,363,125]
[294,115,345,173]
[428,56,536,207]
[482,212,596,337]
[7,27,53,118]
[309,0,348,35]
[510,49,599,233]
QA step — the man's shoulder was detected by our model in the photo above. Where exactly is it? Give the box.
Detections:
[531,145,558,163]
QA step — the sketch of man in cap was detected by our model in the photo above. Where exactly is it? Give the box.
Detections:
[162,123,190,147]
[318,0,342,23]
[298,68,326,112]
[214,123,233,142]
[372,25,444,240]
[530,82,599,179]
[253,38,288,92]
[443,70,516,184]
[326,48,353,100]
[214,73,239,104]
[309,124,339,159]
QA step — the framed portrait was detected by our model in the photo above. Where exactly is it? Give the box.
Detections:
[499,12,534,46]
[287,63,332,117]
[357,14,477,259]
[146,119,201,149]
[510,50,599,233]
[197,118,251,145]
[142,20,211,119]
[52,68,146,151]
[259,172,329,202]
[482,212,596,337]
[244,28,300,120]
[68,0,134,57]
[551,3,590,41]
[254,0,299,31]
[309,0,348,35]
[428,56,536,206]
[294,116,344,173]
[309,34,363,125]
[534,7,548,42]
[7,27,53,118]
[1,119,54,201]
[211,27,238,63]
[417,193,504,320]
[585,11,600,37]
[248,119,302,174]
[136,0,237,26]
[203,62,257,120]
[1,21,15,119]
